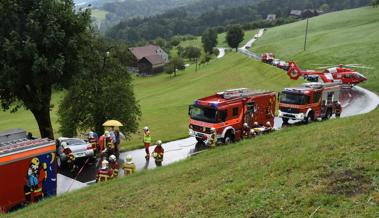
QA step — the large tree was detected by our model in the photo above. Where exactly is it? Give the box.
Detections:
[58,41,141,137]
[183,46,201,71]
[226,25,244,51]
[201,28,218,54]
[0,0,92,139]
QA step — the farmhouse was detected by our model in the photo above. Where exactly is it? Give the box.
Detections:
[129,45,169,75]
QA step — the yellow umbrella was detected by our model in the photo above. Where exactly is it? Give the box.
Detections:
[102,120,123,127]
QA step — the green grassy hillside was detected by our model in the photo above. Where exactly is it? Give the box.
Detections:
[253,7,379,93]
[9,108,379,217]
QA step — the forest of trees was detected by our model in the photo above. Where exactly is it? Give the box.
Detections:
[105,0,371,44]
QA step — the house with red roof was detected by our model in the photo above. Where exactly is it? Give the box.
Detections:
[129,45,169,75]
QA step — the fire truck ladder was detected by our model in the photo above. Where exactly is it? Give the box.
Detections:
[218,88,269,99]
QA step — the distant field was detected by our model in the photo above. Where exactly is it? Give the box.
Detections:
[253,7,379,93]
[91,9,108,21]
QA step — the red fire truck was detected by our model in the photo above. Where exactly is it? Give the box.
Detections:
[278,83,342,124]
[189,88,276,144]
[0,129,57,212]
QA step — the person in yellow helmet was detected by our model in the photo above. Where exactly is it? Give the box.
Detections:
[143,126,152,159]
[96,160,113,182]
[153,140,164,167]
[123,155,136,176]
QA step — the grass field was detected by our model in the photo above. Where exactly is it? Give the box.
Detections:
[9,108,379,217]
[0,92,64,138]
[253,7,379,93]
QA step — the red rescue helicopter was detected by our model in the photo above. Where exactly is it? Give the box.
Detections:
[287,61,368,87]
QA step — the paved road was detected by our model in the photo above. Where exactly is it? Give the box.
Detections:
[217,48,226,58]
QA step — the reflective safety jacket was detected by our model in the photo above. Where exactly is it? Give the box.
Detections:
[96,169,114,182]
[123,162,136,176]
[143,132,152,144]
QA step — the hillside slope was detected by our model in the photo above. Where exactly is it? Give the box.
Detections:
[9,109,379,217]
[253,7,379,93]
[0,53,298,149]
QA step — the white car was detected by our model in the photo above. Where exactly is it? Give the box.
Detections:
[57,137,95,165]
[272,59,280,66]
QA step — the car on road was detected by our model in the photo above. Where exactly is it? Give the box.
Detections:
[271,59,280,67]
[56,137,95,166]
[277,61,289,71]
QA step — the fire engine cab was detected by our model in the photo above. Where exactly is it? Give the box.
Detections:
[278,83,342,124]
[188,88,276,145]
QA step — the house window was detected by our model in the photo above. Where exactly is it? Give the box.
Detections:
[232,107,239,117]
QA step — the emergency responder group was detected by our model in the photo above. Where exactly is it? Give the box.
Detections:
[95,126,165,183]
[91,121,272,183]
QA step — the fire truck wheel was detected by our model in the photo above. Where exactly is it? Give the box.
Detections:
[282,118,289,125]
[196,137,205,143]
[223,132,234,144]
[303,112,314,124]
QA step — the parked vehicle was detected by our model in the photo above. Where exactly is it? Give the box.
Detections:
[278,83,342,124]
[261,53,275,63]
[0,129,56,212]
[271,59,280,67]
[56,137,95,166]
[188,88,276,145]
[277,61,289,71]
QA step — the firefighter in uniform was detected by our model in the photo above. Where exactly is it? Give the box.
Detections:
[209,128,217,147]
[96,160,114,182]
[143,126,152,159]
[242,123,255,139]
[252,121,263,136]
[88,131,98,155]
[123,155,136,176]
[153,140,164,167]
[108,154,119,177]
[99,131,113,161]
[62,142,77,174]
[264,121,272,133]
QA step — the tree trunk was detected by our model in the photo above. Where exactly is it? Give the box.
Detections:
[31,107,54,139]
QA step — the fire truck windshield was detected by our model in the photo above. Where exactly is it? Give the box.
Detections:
[189,105,218,123]
[280,92,310,105]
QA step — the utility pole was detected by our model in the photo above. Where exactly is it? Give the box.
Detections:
[304,18,309,51]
